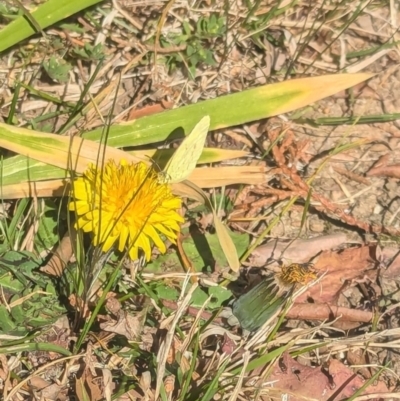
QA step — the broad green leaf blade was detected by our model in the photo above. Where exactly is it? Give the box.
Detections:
[0,155,67,187]
[0,0,105,53]
[0,74,373,193]
[83,74,374,147]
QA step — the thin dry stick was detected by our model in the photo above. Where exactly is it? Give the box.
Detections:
[154,0,177,69]
[228,351,251,401]
[287,303,373,322]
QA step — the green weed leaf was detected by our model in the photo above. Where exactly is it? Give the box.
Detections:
[191,287,209,308]
[0,251,66,335]
[35,200,60,252]
[72,43,105,61]
[208,286,232,309]
[154,284,179,301]
[43,56,72,83]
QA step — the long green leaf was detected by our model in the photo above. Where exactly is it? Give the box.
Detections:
[0,342,72,356]
[83,74,374,147]
[0,0,105,53]
[0,74,373,192]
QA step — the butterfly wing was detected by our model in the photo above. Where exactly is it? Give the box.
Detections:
[164,116,210,183]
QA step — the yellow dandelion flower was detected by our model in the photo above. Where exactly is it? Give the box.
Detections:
[69,160,184,261]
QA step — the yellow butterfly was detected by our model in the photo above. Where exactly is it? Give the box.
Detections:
[162,116,210,183]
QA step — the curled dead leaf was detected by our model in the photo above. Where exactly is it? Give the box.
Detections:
[297,245,377,304]
[258,353,389,401]
[99,311,141,341]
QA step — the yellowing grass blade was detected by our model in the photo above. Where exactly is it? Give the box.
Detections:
[0,180,66,199]
[187,165,273,188]
[0,157,256,192]
[0,123,142,173]
[0,165,269,199]
[177,180,240,272]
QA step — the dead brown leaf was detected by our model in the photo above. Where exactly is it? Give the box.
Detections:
[28,375,53,391]
[69,294,91,319]
[75,368,104,401]
[36,382,68,401]
[327,358,388,399]
[99,310,142,341]
[260,353,388,401]
[40,230,76,277]
[249,233,348,268]
[164,375,175,394]
[105,292,122,316]
[376,246,400,279]
[263,352,330,400]
[298,246,377,304]
[127,102,173,120]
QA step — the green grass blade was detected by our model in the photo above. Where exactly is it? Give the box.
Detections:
[199,358,230,401]
[0,0,105,53]
[0,157,66,188]
[229,343,292,376]
[13,0,43,34]
[74,262,122,352]
[0,342,72,356]
[299,187,312,236]
[6,82,21,124]
[18,81,75,107]
[3,198,30,249]
[179,330,200,401]
[296,113,400,126]
[345,363,388,401]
